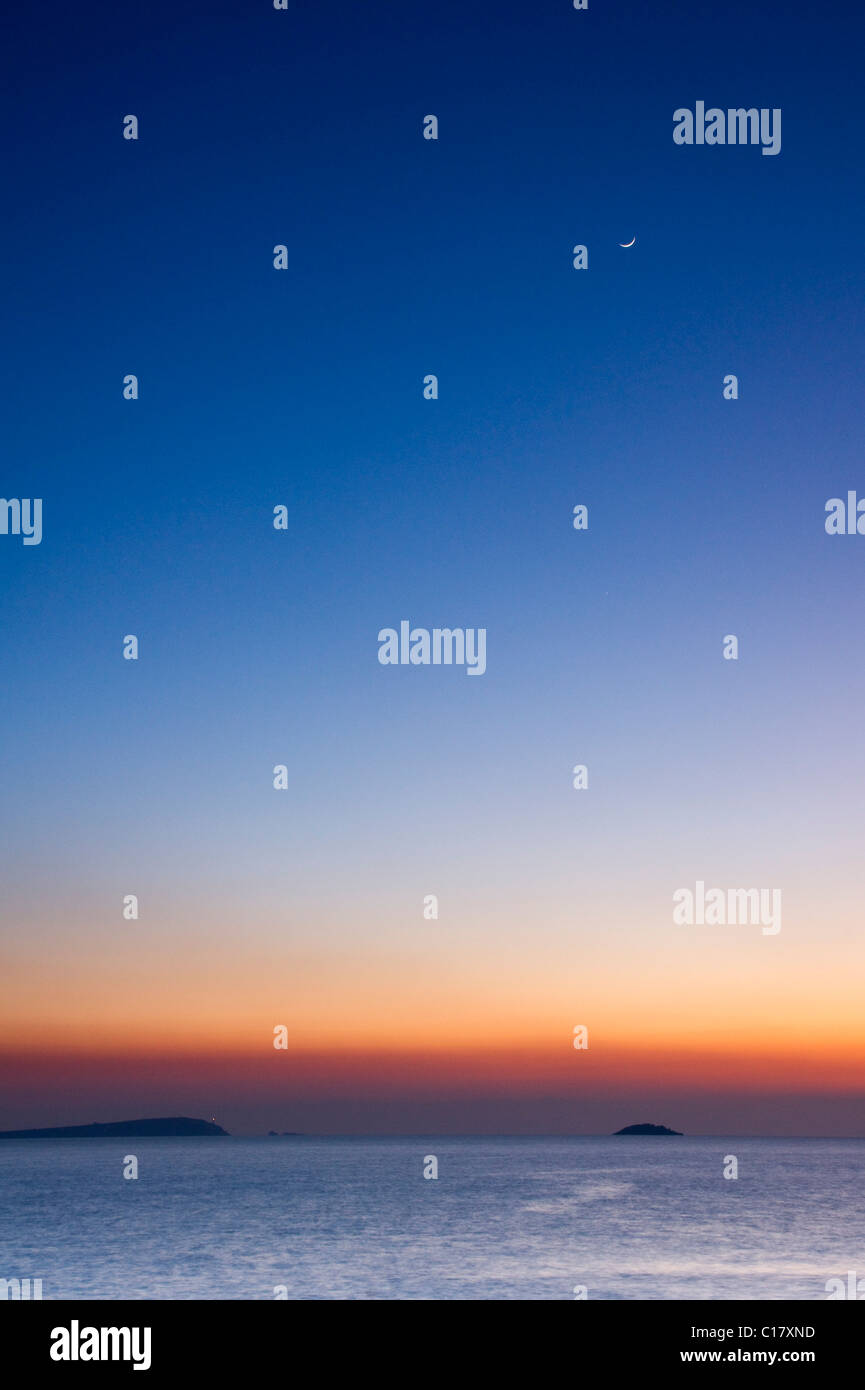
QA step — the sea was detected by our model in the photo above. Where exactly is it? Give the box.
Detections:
[1,1137,862,1300]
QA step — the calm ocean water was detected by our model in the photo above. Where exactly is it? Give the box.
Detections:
[1,1137,862,1300]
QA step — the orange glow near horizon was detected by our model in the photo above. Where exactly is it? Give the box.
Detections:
[3,1036,864,1095]
[4,899,864,1129]
[4,933,865,1074]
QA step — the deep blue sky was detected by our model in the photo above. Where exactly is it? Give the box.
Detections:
[2,0,865,1132]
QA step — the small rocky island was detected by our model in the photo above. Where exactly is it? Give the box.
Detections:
[613,1123,683,1136]
[0,1117,229,1139]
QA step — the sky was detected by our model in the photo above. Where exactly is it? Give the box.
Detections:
[1,0,864,1134]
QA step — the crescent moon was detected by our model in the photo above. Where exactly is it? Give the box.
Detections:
[619,236,636,248]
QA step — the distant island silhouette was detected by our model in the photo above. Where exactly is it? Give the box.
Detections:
[614,1123,683,1136]
[0,1116,229,1139]
[267,1131,303,1137]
